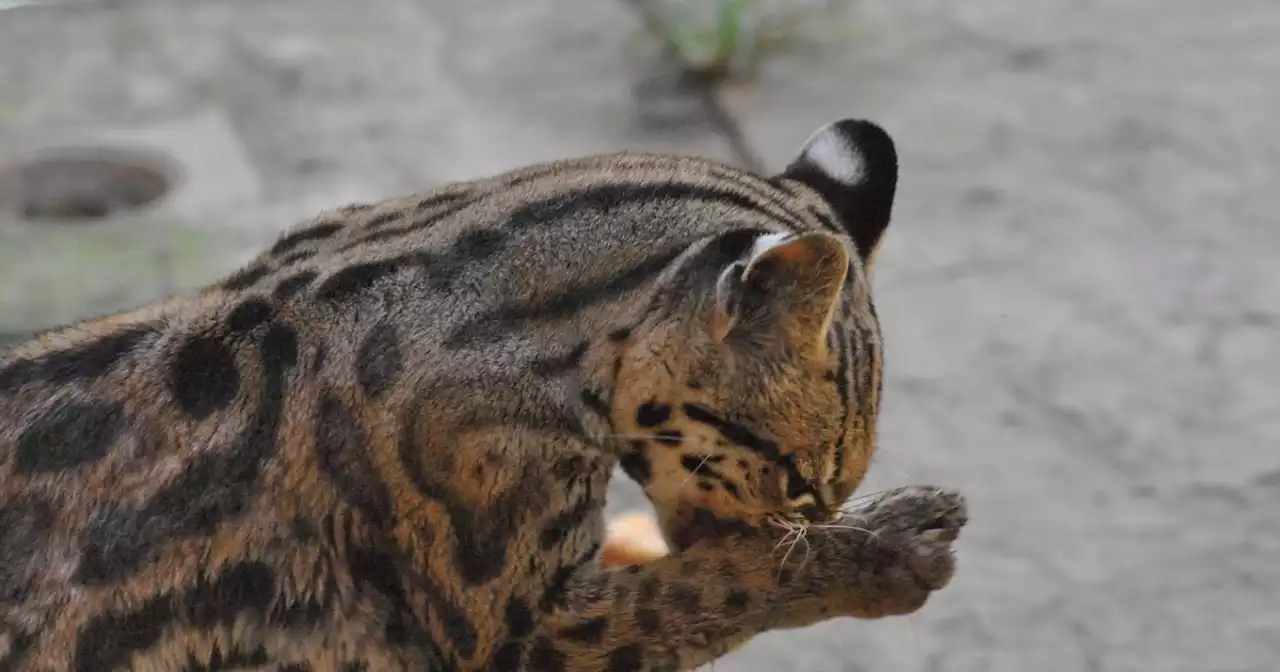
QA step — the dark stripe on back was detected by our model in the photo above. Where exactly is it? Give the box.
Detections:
[319,223,509,302]
[489,154,832,243]
[342,199,477,250]
[415,191,470,213]
[221,264,272,291]
[274,271,319,300]
[345,227,423,248]
[504,182,768,233]
[0,325,157,394]
[314,254,425,302]
[271,221,343,256]
[278,249,316,266]
[363,211,402,230]
[530,341,589,377]
[705,165,814,231]
[444,246,687,348]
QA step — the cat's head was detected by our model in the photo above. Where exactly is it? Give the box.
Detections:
[612,119,898,550]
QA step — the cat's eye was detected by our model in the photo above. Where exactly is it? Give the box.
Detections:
[787,491,828,521]
[785,481,833,523]
[787,492,817,509]
[785,493,824,523]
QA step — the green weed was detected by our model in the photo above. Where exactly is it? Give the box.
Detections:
[658,0,858,82]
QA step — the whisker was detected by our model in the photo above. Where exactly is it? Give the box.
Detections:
[768,515,812,574]
[768,517,795,546]
[766,514,798,533]
[778,533,800,569]
[781,531,810,574]
[772,529,798,554]
[808,522,881,547]
[770,518,801,546]
[812,522,877,533]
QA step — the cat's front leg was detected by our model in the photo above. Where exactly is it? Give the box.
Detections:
[522,485,966,671]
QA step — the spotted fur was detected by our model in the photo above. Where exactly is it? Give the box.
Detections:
[0,119,966,670]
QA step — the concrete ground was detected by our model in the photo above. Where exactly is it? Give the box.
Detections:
[1,0,1277,670]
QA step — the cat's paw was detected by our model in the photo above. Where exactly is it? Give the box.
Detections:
[823,486,967,618]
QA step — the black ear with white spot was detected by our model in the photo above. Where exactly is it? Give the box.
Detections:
[776,119,898,261]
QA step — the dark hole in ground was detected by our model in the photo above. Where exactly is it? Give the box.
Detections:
[1,149,174,222]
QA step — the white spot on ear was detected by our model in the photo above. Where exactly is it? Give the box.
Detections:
[803,128,865,185]
[748,232,790,260]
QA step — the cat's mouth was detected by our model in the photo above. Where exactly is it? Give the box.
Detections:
[665,506,757,551]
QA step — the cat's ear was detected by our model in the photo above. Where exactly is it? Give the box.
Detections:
[711,231,850,357]
[775,119,898,269]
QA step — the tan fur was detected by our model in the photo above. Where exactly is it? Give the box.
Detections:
[0,118,966,670]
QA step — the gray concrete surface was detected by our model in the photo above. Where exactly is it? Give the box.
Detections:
[1,0,1277,670]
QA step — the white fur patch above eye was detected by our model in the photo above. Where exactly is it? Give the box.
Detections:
[803,128,866,186]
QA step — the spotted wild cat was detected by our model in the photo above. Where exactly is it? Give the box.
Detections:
[0,118,966,671]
